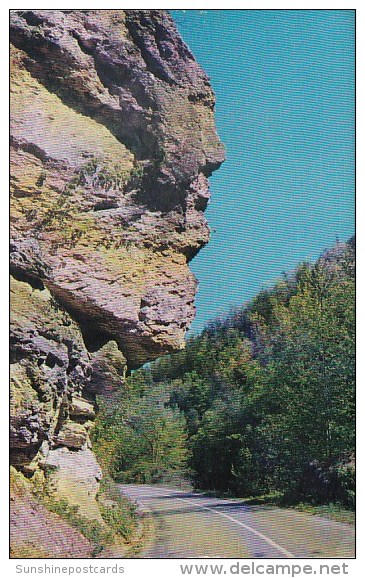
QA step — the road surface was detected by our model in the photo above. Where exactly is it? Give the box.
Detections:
[119,484,354,559]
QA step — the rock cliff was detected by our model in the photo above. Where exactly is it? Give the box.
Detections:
[10,9,223,555]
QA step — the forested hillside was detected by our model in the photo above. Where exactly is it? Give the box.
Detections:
[93,238,355,507]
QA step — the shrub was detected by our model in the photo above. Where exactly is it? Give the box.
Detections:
[97,477,137,542]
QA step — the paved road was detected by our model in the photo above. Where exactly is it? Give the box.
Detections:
[119,484,355,559]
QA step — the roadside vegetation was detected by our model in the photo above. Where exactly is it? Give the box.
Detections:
[10,466,138,558]
[92,238,355,518]
[92,386,189,484]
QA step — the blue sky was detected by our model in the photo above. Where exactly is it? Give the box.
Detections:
[170,10,355,334]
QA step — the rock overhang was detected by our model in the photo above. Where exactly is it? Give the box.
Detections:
[10,9,225,369]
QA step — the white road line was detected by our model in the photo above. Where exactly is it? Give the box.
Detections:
[174,495,295,558]
[120,486,295,558]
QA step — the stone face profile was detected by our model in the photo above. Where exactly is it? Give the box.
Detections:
[10,9,223,542]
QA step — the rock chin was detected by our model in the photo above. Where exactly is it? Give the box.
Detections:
[10,9,224,542]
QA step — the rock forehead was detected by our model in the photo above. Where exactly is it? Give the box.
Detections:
[10,9,224,367]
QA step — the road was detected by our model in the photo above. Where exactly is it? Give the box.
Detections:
[119,484,354,559]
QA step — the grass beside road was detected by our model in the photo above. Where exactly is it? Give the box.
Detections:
[292,502,355,524]
[198,490,355,525]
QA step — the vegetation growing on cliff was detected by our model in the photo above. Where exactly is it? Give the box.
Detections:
[10,466,138,558]
[94,238,355,508]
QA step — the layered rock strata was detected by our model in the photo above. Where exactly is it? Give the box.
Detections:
[10,8,223,547]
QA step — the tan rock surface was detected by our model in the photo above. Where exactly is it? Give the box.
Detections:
[10,9,223,555]
[10,9,224,368]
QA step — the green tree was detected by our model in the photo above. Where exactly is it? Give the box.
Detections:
[251,249,355,496]
[116,387,189,483]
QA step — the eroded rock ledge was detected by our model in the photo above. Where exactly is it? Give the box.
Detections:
[10,10,223,542]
